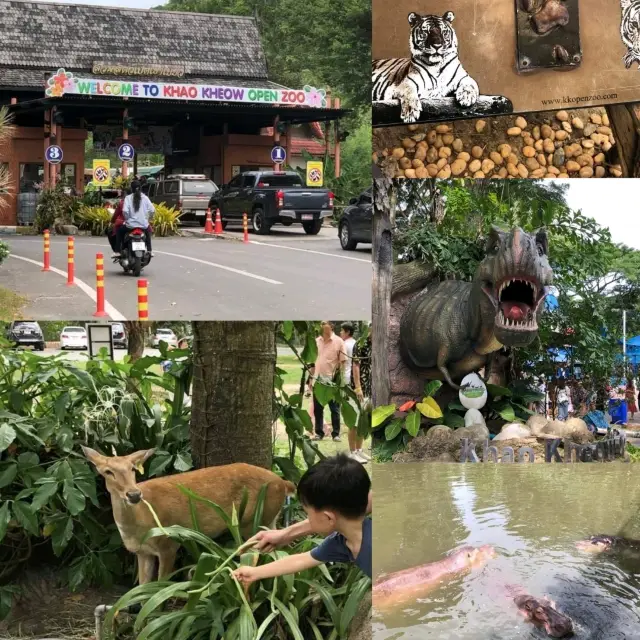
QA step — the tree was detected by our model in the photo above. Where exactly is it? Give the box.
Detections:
[124,321,149,361]
[190,321,276,469]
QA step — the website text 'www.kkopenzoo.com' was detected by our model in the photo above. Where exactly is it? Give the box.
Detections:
[541,93,618,106]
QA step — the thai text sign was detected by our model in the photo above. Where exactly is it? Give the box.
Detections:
[92,62,185,78]
[46,69,327,107]
[460,434,626,463]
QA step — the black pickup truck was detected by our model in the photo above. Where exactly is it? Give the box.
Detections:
[208,171,334,235]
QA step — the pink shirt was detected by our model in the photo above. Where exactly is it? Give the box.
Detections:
[314,333,346,378]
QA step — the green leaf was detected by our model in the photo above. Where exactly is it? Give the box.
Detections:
[0,424,16,453]
[297,580,339,628]
[341,401,357,430]
[293,407,314,433]
[281,320,294,341]
[384,419,402,441]
[0,462,18,489]
[486,384,512,397]
[63,479,86,516]
[31,480,59,511]
[174,452,193,472]
[251,484,269,537]
[134,581,191,632]
[405,411,422,437]
[443,411,465,429]
[372,404,396,428]
[338,577,372,636]
[271,596,305,640]
[12,500,39,536]
[495,403,516,422]
[424,380,443,397]
[313,381,335,406]
[273,457,302,483]
[148,452,173,477]
[0,502,11,543]
[300,332,318,364]
[51,516,74,555]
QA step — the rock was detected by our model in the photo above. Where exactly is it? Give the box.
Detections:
[60,224,78,235]
[394,426,459,462]
[583,123,597,137]
[436,452,456,462]
[527,414,548,436]
[553,147,565,167]
[464,408,485,428]
[565,417,594,444]
[492,422,532,441]
[454,425,489,442]
[542,419,570,438]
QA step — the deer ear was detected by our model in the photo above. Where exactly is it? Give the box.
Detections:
[81,446,104,466]
[129,448,156,465]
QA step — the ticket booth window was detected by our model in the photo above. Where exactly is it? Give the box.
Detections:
[19,163,44,193]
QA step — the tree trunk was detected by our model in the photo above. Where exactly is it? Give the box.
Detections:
[190,321,276,470]
[372,178,394,408]
[124,321,149,362]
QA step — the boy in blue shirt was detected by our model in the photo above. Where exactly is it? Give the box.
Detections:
[233,454,372,583]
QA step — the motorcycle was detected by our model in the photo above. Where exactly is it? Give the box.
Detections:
[113,227,152,276]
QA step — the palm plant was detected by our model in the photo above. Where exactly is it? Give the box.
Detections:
[0,106,15,209]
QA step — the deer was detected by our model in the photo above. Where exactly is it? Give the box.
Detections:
[81,447,296,585]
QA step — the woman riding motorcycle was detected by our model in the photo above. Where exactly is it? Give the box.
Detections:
[113,180,155,257]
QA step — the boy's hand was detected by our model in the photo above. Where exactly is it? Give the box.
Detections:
[233,565,260,585]
[248,529,289,552]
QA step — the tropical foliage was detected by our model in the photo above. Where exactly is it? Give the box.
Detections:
[103,489,369,639]
[0,107,14,210]
[152,203,183,237]
[34,183,79,232]
[76,204,113,235]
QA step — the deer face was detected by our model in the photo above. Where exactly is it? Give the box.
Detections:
[82,446,155,505]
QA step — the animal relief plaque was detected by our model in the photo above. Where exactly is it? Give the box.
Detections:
[373,0,640,126]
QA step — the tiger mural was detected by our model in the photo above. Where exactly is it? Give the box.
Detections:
[621,0,640,68]
[372,12,479,123]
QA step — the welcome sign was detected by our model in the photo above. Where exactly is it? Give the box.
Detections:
[45,69,327,108]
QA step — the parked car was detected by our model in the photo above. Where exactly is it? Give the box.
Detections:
[110,322,127,349]
[209,171,334,235]
[6,321,45,350]
[339,187,372,250]
[148,174,218,224]
[60,326,88,350]
[153,328,178,348]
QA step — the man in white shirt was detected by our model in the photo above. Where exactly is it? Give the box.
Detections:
[340,323,368,463]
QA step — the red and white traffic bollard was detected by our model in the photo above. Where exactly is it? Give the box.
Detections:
[94,253,108,317]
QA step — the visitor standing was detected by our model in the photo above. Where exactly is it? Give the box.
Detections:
[308,322,346,442]
[535,376,547,416]
[626,380,637,421]
[555,379,570,421]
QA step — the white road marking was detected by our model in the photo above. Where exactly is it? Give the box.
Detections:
[152,251,283,284]
[248,241,371,263]
[8,254,126,320]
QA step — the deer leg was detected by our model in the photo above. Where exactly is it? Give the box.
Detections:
[157,543,178,580]
[137,552,156,585]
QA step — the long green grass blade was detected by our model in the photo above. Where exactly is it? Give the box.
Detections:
[306,618,324,640]
[298,579,340,627]
[338,577,371,637]
[255,612,277,640]
[186,553,218,611]
[134,581,191,632]
[251,483,269,536]
[271,596,305,640]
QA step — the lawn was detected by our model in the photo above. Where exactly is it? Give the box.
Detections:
[0,286,26,320]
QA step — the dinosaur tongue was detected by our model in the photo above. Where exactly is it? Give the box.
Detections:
[501,301,530,321]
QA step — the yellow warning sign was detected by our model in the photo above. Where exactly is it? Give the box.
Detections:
[92,159,111,187]
[306,161,324,187]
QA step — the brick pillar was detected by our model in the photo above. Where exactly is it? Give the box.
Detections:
[273,116,280,171]
[122,108,129,179]
[334,97,341,178]
[50,111,57,187]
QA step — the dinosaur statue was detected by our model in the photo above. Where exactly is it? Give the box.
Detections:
[399,226,553,389]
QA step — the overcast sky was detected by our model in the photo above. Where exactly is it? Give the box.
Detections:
[559,179,640,250]
[39,0,158,7]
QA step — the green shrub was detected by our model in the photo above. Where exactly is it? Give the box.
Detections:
[104,489,370,640]
[0,240,8,265]
[153,203,182,237]
[76,204,112,235]
[34,183,77,232]
[0,344,193,618]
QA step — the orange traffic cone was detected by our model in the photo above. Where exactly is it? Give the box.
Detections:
[204,208,213,234]
[214,208,223,235]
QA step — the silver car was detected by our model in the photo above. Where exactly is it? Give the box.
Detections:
[148,174,218,225]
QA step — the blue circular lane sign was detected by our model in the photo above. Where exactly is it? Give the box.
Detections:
[45,145,63,164]
[271,145,286,164]
[118,143,135,161]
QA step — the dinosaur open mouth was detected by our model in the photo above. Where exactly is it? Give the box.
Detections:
[482,277,546,331]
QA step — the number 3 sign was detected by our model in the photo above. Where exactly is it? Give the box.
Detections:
[45,145,63,164]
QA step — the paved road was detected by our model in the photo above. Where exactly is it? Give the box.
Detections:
[2,227,371,320]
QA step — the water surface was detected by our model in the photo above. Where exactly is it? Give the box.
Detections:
[373,464,640,639]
